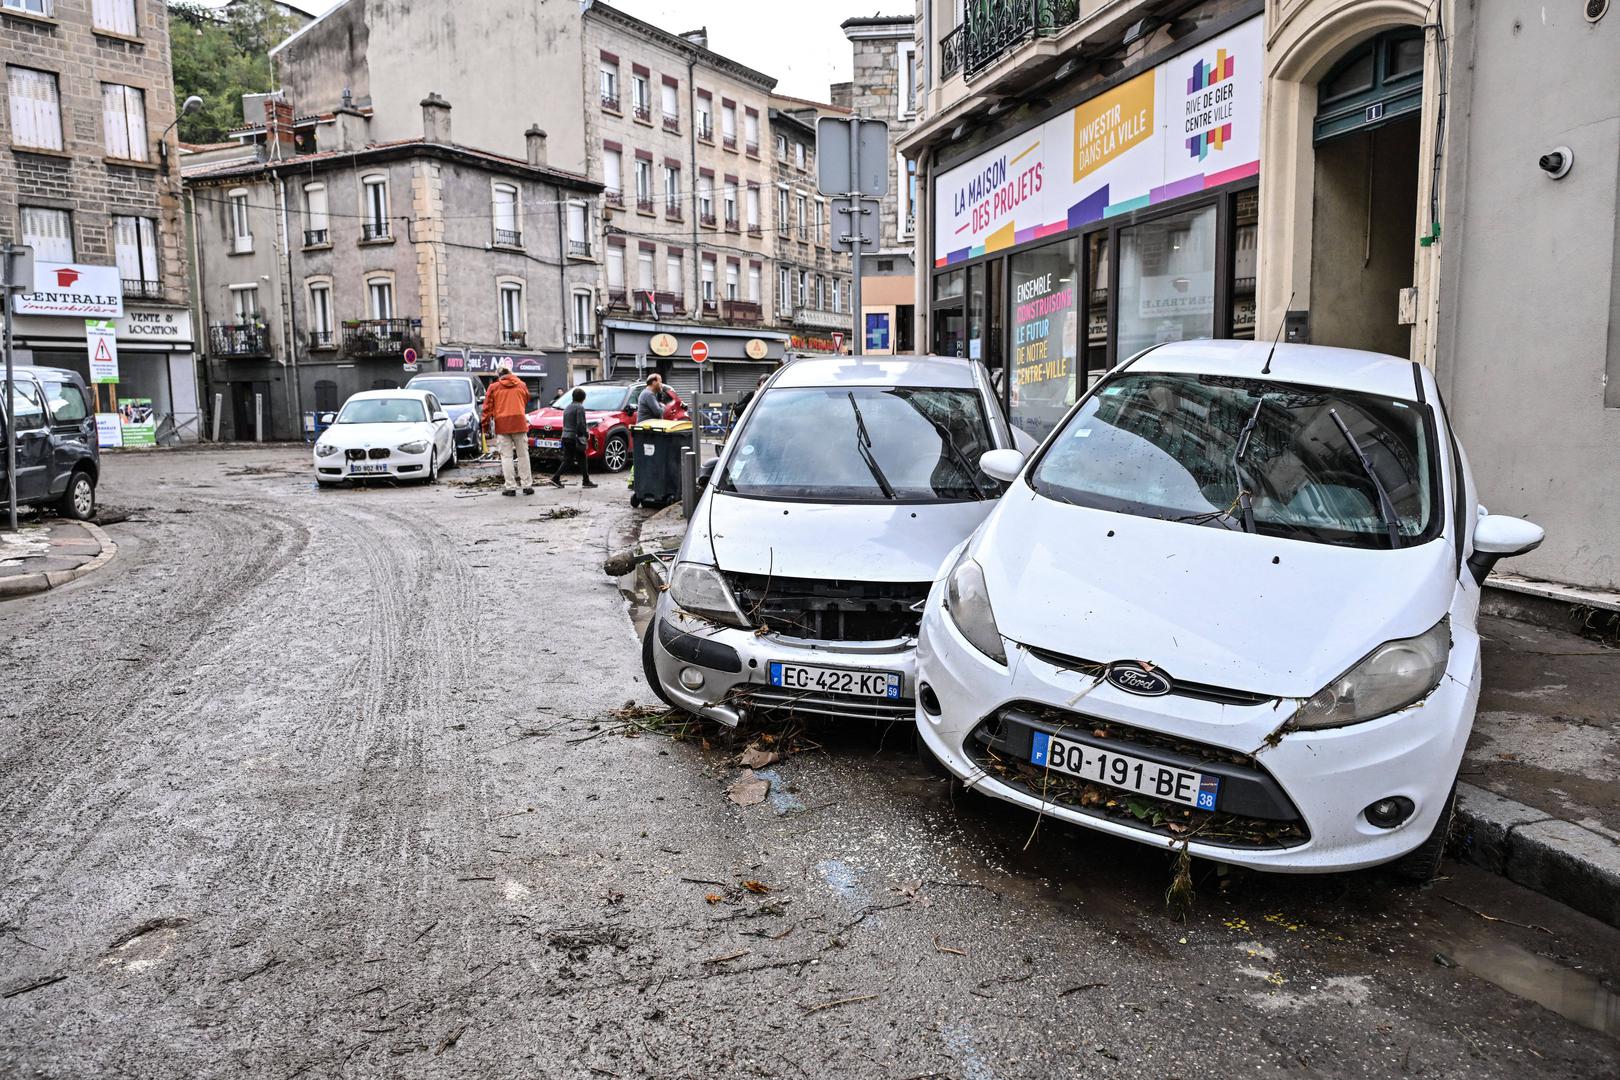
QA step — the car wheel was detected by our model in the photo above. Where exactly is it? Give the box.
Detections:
[1385,782,1457,884]
[602,431,630,473]
[641,620,678,710]
[426,450,439,484]
[57,470,96,521]
[442,443,458,469]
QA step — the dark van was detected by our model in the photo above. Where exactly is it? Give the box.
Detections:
[1,365,100,520]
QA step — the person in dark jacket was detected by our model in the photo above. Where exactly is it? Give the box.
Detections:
[636,373,668,423]
[549,387,597,489]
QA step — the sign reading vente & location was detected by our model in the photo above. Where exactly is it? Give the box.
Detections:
[933,16,1261,267]
[15,262,124,318]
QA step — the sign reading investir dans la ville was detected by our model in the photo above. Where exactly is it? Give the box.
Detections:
[13,262,124,318]
[932,16,1262,267]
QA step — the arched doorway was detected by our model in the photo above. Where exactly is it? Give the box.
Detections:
[1306,28,1425,358]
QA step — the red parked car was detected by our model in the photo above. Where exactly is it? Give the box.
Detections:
[526,380,689,472]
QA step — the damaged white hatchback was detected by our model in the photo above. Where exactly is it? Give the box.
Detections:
[645,356,1017,727]
[916,339,1545,880]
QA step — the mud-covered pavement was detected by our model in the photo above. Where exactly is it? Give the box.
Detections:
[2,446,1617,1079]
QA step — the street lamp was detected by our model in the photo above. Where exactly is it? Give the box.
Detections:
[158,95,204,174]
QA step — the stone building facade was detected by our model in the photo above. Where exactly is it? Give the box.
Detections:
[768,98,853,357]
[1,0,199,440]
[841,15,919,355]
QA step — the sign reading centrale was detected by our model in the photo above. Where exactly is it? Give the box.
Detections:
[15,262,124,318]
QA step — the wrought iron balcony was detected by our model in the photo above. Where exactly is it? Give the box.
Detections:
[342,318,422,357]
[601,92,620,112]
[636,195,655,214]
[632,291,684,318]
[605,190,624,208]
[501,330,527,347]
[607,288,629,309]
[722,134,737,151]
[361,221,390,242]
[696,118,713,142]
[699,209,717,228]
[745,140,760,157]
[793,306,852,332]
[303,228,329,246]
[633,103,651,123]
[495,228,522,248]
[721,299,762,324]
[947,0,1079,81]
[665,199,683,222]
[724,214,739,232]
[662,113,680,133]
[567,238,592,258]
[568,332,595,349]
[308,330,335,350]
[122,278,163,301]
[210,322,270,357]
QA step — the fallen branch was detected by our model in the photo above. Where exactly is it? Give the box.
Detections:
[1439,895,1555,936]
[702,949,750,965]
[1058,981,1109,997]
[2,974,66,999]
[800,993,878,1015]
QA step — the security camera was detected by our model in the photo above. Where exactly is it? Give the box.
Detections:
[1538,146,1573,180]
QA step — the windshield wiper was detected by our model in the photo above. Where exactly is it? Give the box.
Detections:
[1327,408,1404,549]
[920,414,986,500]
[847,392,896,500]
[1230,395,1270,533]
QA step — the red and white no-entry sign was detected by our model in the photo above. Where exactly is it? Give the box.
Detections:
[690,339,710,364]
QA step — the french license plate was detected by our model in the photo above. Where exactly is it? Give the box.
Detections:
[348,463,389,475]
[532,438,562,450]
[1030,731,1219,811]
[769,661,901,700]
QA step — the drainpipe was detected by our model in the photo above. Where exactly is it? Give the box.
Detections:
[688,54,701,379]
[274,172,303,435]
[185,187,213,439]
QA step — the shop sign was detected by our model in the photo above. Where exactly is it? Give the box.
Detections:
[650,333,678,357]
[14,262,124,318]
[789,334,841,353]
[116,308,193,342]
[118,398,156,447]
[86,319,119,384]
[745,338,769,360]
[933,17,1262,266]
[863,314,890,352]
[465,350,545,374]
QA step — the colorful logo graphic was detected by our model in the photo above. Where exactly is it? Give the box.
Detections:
[1185,48,1236,160]
[54,268,81,288]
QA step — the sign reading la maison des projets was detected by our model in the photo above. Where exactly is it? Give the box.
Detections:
[13,262,124,318]
[932,16,1262,267]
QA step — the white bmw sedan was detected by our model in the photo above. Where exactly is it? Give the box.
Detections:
[916,339,1544,881]
[313,389,456,485]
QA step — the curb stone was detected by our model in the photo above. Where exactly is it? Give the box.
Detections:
[1453,781,1620,929]
[0,520,118,600]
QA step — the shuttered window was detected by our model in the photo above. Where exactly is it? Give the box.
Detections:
[113,215,159,287]
[492,184,518,233]
[8,67,63,151]
[92,0,137,35]
[102,84,149,162]
[304,183,328,231]
[20,206,72,262]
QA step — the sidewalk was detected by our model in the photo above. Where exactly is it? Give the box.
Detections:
[0,519,118,600]
[1454,615,1620,928]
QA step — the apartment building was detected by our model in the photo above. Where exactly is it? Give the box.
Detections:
[768,97,853,357]
[841,15,918,356]
[0,0,198,441]
[182,96,600,440]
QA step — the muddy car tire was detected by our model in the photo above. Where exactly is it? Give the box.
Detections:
[57,470,96,521]
[641,621,678,710]
[1386,782,1457,884]
[602,431,631,473]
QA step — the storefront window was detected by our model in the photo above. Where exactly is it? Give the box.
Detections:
[1009,238,1080,440]
[933,270,966,358]
[967,261,1004,390]
[1230,190,1258,339]
[934,270,964,301]
[1115,205,1218,359]
[1084,233,1110,383]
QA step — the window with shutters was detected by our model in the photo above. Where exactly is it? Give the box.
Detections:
[746,185,761,232]
[723,181,738,229]
[367,277,394,320]
[796,193,808,240]
[796,269,809,307]
[637,248,655,293]
[571,289,594,346]
[113,215,159,297]
[102,84,149,162]
[720,102,737,148]
[566,201,590,257]
[303,183,329,245]
[92,0,137,36]
[306,280,334,346]
[606,244,625,292]
[777,187,790,236]
[19,206,72,262]
[8,67,63,151]
[599,62,619,109]
[665,251,683,301]
[778,266,792,314]
[492,183,520,247]
[228,189,253,253]
[663,164,682,218]
[701,256,716,306]
[361,176,389,240]
[725,260,740,301]
[744,109,760,155]
[603,147,623,203]
[498,280,525,342]
[748,263,761,304]
[231,284,260,322]
[661,78,679,130]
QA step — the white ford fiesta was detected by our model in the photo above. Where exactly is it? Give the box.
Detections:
[916,339,1544,880]
[645,355,1018,727]
[313,389,456,485]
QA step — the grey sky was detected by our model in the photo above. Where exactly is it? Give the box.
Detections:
[256,0,903,102]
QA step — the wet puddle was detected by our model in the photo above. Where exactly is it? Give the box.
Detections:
[1441,938,1620,1039]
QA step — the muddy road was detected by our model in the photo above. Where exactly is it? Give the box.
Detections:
[1,446,1616,1078]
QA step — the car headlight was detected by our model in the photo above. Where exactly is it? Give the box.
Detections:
[1292,617,1452,730]
[454,412,474,429]
[944,551,1006,664]
[668,561,750,628]
[397,440,430,454]
[315,442,340,458]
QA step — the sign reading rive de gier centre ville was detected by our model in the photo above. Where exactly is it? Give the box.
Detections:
[933,16,1262,267]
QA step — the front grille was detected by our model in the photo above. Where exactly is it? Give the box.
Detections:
[368,448,391,460]
[966,704,1310,849]
[736,686,913,723]
[345,449,365,461]
[723,573,928,641]
[1022,646,1274,706]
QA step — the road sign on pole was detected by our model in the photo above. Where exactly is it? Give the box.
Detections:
[832,332,844,353]
[690,340,710,364]
[831,196,881,253]
[816,117,889,198]
[3,244,35,532]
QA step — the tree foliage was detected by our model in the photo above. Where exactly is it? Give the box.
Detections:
[168,1,301,144]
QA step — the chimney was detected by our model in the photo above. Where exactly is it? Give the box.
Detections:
[525,125,547,167]
[264,95,295,159]
[421,93,451,144]
[680,26,709,49]
[332,98,370,152]
[829,82,854,111]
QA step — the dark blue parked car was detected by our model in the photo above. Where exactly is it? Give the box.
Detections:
[1,364,100,519]
[406,373,485,459]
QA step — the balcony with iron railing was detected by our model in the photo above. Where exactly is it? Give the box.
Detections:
[633,102,651,123]
[122,278,163,301]
[495,228,523,248]
[745,139,760,158]
[721,299,762,324]
[308,330,336,350]
[342,318,423,357]
[665,198,683,222]
[303,228,329,247]
[724,214,739,233]
[501,330,527,348]
[701,297,719,316]
[636,195,655,214]
[793,306,852,332]
[601,92,620,112]
[699,208,717,228]
[568,332,595,349]
[605,190,624,208]
[696,117,713,142]
[607,288,629,309]
[632,291,685,318]
[940,0,1080,81]
[209,321,271,357]
[722,134,738,151]
[747,223,763,237]
[567,238,592,258]
[361,221,391,242]
[662,112,680,133]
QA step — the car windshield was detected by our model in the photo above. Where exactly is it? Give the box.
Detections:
[408,378,473,404]
[553,386,629,411]
[336,397,427,424]
[718,386,997,503]
[1030,372,1437,549]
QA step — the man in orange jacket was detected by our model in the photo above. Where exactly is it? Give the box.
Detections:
[482,366,533,496]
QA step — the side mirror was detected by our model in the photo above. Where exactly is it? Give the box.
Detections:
[1467,514,1545,585]
[319,412,336,425]
[978,448,1026,483]
[697,458,718,490]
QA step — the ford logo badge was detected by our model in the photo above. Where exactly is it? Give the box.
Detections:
[1107,662,1172,697]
